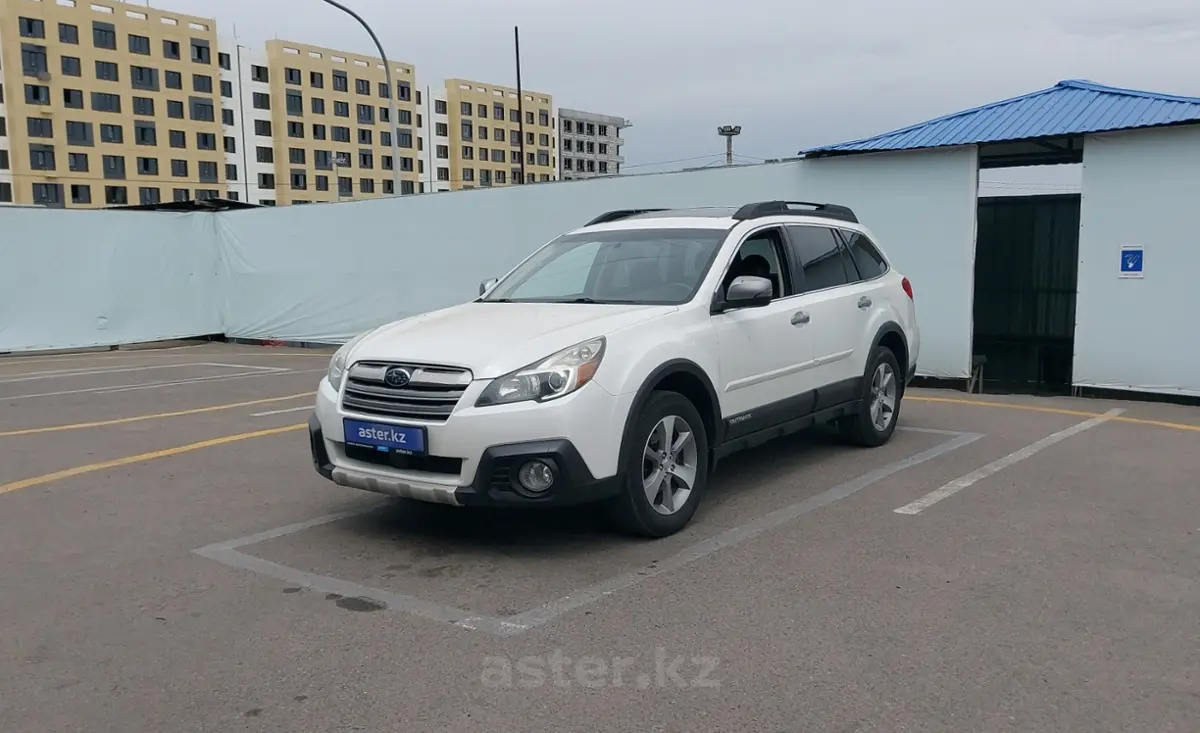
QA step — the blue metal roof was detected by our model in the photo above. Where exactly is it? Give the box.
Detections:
[802,80,1200,156]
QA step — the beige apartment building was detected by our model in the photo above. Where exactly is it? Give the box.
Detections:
[0,0,227,207]
[0,0,589,207]
[440,78,557,189]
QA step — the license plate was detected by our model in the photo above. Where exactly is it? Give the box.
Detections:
[343,419,426,455]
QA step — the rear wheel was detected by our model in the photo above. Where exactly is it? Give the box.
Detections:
[840,346,902,447]
[606,390,709,538]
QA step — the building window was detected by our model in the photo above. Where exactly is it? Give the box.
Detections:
[171,159,188,177]
[510,109,520,123]
[254,119,272,136]
[127,33,151,55]
[22,44,49,76]
[259,173,275,190]
[19,16,45,38]
[32,183,64,207]
[69,152,89,172]
[332,71,348,92]
[92,60,119,82]
[174,188,190,201]
[435,122,448,137]
[224,136,236,153]
[310,71,323,88]
[332,126,350,143]
[190,98,215,122]
[315,175,329,191]
[190,40,211,64]
[193,74,213,94]
[312,123,327,140]
[251,65,269,83]
[359,178,374,193]
[285,67,302,85]
[435,100,447,114]
[218,52,231,70]
[436,145,449,159]
[225,164,238,180]
[358,128,372,145]
[599,161,609,174]
[165,70,182,90]
[133,96,155,116]
[136,157,158,175]
[495,170,507,184]
[359,150,373,169]
[104,186,128,205]
[290,170,307,190]
[169,130,186,148]
[398,109,412,125]
[256,147,273,163]
[252,92,270,110]
[311,97,325,115]
[92,22,116,50]
[130,66,158,91]
[25,84,51,105]
[220,80,233,98]
[221,108,234,125]
[226,191,240,201]
[102,154,126,179]
[59,23,79,44]
[29,144,56,170]
[334,101,349,118]
[66,120,94,146]
[357,104,374,124]
[288,147,306,165]
[70,184,90,204]
[337,176,352,196]
[196,132,217,150]
[139,187,161,205]
[134,121,156,146]
[399,157,414,172]
[461,145,474,161]
[163,40,181,59]
[313,150,332,170]
[287,91,304,116]
[287,121,304,138]
[167,100,184,119]
[199,161,218,182]
[27,118,53,139]
[355,78,370,95]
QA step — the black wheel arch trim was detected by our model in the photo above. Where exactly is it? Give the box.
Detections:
[870,321,909,367]
[620,358,724,453]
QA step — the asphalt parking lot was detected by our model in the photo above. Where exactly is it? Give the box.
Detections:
[1,342,1199,733]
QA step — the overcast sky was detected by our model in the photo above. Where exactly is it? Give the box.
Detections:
[157,0,1200,173]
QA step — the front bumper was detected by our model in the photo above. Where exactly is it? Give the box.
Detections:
[308,414,622,507]
[308,376,631,507]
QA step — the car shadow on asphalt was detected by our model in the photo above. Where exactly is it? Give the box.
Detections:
[327,424,857,557]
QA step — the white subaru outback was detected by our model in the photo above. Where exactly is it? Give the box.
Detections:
[309,201,920,537]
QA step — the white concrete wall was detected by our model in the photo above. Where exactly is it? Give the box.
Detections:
[421,85,451,193]
[219,40,274,204]
[1074,125,1200,396]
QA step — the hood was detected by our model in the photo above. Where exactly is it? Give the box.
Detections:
[350,301,674,378]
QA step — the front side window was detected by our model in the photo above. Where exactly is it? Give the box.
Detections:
[786,225,856,293]
[481,228,728,305]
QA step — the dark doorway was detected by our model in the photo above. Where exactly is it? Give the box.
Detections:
[972,194,1080,393]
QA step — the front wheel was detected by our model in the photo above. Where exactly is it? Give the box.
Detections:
[605,390,709,538]
[840,346,902,447]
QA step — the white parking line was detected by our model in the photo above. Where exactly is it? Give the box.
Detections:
[251,405,314,417]
[0,361,285,383]
[3,368,324,400]
[893,408,1125,515]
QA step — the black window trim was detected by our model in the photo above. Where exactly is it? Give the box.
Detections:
[833,227,891,282]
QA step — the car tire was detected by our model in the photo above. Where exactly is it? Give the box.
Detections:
[605,390,710,538]
[839,345,903,447]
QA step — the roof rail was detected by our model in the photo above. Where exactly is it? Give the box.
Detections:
[732,200,858,223]
[584,209,670,226]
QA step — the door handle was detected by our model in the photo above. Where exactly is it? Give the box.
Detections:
[857,296,872,309]
[791,311,810,326]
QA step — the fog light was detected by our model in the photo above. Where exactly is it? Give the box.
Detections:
[516,459,555,494]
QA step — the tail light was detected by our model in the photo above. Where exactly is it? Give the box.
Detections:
[901,277,913,300]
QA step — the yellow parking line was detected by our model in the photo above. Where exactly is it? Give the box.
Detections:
[0,423,307,496]
[0,392,315,437]
[908,395,1200,432]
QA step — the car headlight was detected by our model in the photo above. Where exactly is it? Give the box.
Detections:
[475,337,606,407]
[327,331,369,391]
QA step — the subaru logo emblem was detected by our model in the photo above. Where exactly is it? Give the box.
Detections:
[383,367,411,387]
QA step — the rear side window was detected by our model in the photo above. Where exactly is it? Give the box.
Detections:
[785,225,854,293]
[840,230,888,280]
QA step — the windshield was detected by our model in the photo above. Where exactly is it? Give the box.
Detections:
[481,228,728,305]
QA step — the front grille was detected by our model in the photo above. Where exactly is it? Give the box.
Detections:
[341,361,471,422]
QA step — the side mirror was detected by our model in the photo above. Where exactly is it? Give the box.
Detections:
[479,277,499,296]
[715,275,773,313]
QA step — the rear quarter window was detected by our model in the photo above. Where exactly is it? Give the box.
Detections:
[841,231,888,280]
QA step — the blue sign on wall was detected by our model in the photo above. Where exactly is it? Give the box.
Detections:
[1119,246,1144,278]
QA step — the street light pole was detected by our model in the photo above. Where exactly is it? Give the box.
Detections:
[717,125,741,166]
[319,0,401,196]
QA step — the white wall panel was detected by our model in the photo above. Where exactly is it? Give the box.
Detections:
[0,209,220,353]
[216,148,979,377]
[1075,126,1200,396]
